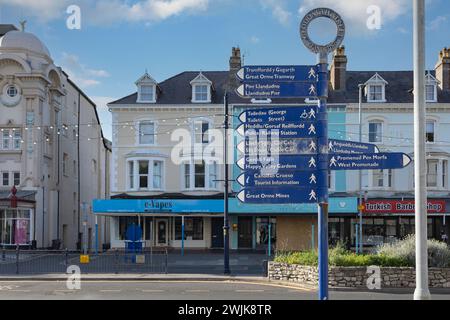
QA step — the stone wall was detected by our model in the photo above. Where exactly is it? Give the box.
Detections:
[268,262,450,288]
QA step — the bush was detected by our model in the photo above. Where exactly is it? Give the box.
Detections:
[377,235,450,268]
[274,251,318,266]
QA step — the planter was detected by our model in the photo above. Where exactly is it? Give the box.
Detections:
[268,262,450,288]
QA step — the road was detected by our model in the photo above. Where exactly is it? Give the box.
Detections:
[0,280,449,300]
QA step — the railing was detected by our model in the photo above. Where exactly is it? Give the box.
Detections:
[0,245,168,275]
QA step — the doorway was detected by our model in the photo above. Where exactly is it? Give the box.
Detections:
[211,218,224,248]
[238,217,253,249]
[156,219,168,246]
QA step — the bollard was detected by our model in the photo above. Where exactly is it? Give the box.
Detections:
[165,249,168,274]
[114,249,119,274]
[15,244,19,274]
[65,248,69,266]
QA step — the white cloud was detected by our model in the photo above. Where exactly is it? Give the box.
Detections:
[299,0,410,31]
[260,0,291,26]
[428,15,448,31]
[0,0,210,24]
[59,53,110,88]
[250,36,260,44]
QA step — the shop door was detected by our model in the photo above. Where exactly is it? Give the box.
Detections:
[156,219,168,246]
[211,218,224,248]
[238,217,253,249]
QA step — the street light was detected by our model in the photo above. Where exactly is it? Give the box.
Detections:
[358,84,365,254]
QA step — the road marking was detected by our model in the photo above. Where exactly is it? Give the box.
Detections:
[99,289,121,293]
[185,289,210,293]
[10,290,31,293]
[54,290,76,293]
[235,289,265,293]
[141,289,165,293]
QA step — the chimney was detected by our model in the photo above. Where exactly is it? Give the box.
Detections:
[435,47,450,91]
[228,47,242,91]
[330,46,347,91]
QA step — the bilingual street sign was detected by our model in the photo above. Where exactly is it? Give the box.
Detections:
[236,155,318,171]
[329,153,412,171]
[236,65,319,83]
[237,171,318,188]
[238,106,317,124]
[236,82,320,99]
[237,138,318,155]
[237,122,324,139]
[236,187,326,204]
[328,139,379,154]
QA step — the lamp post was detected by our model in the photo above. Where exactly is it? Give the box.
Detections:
[413,0,431,300]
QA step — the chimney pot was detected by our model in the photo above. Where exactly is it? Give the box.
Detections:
[330,45,347,91]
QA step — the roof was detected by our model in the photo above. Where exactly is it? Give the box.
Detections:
[0,30,51,57]
[0,24,18,37]
[109,69,450,106]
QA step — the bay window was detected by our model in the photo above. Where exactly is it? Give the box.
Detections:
[127,159,165,190]
[426,121,435,142]
[183,159,219,190]
[427,159,438,188]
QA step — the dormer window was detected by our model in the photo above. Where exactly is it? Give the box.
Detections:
[425,72,438,103]
[190,72,212,103]
[365,73,388,103]
[136,72,158,103]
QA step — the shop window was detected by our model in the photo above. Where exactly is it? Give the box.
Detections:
[118,217,139,240]
[256,217,277,250]
[175,217,203,240]
[0,209,31,245]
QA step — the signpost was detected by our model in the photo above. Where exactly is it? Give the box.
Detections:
[232,7,409,300]
[328,153,412,171]
[328,139,379,154]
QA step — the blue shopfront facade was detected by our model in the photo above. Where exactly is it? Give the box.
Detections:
[93,196,358,250]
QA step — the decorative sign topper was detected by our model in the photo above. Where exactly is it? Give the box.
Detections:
[300,7,345,55]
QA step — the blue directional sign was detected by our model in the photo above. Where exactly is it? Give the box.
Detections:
[236,65,319,83]
[237,121,325,139]
[236,155,318,171]
[238,138,318,155]
[236,82,321,99]
[237,187,326,204]
[329,153,412,171]
[237,171,319,188]
[238,106,317,124]
[328,139,379,154]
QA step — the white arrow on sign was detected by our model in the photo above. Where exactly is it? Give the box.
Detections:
[237,141,245,154]
[237,173,246,187]
[236,68,245,81]
[238,112,247,123]
[236,85,246,98]
[403,154,412,167]
[236,124,245,137]
[237,190,246,202]
[236,157,245,170]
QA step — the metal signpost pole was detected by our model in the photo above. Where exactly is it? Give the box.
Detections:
[82,202,87,255]
[413,0,431,300]
[223,93,231,275]
[317,52,329,300]
[358,84,364,254]
[181,215,185,256]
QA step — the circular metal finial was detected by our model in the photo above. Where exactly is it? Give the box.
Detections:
[300,8,345,55]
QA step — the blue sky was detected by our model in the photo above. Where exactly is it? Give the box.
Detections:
[0,0,449,140]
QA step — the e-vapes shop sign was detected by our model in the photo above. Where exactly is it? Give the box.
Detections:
[363,199,446,214]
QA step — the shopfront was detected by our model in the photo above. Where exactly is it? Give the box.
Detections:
[356,199,450,247]
[229,197,359,252]
[93,198,223,249]
[0,193,35,247]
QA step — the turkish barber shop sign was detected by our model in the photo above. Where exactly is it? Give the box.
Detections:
[363,199,447,214]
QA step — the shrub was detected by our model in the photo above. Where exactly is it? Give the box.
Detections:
[377,235,450,268]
